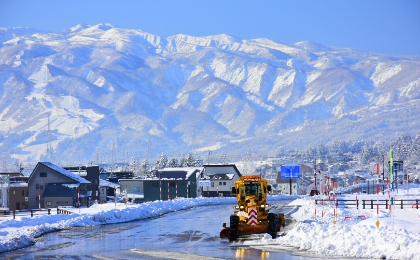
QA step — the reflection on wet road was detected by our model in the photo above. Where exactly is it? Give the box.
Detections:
[2,201,310,260]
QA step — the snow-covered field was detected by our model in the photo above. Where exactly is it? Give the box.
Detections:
[1,190,420,259]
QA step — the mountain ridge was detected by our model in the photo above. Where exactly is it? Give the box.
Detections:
[0,23,419,163]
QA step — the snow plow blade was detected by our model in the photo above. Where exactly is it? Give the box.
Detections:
[220,213,285,238]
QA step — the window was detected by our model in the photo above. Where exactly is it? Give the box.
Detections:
[211,182,214,187]
[40,185,43,190]
[36,184,39,189]
[40,172,47,177]
[223,182,226,185]
[22,190,24,196]
[219,182,222,185]
[13,190,15,195]
[133,186,140,192]
[46,201,52,206]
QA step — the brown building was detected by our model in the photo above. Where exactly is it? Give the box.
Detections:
[0,173,29,212]
[9,182,29,211]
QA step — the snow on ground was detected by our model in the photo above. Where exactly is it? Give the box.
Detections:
[1,188,420,259]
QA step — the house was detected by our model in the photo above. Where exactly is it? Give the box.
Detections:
[118,178,144,203]
[28,162,90,209]
[9,177,29,211]
[148,167,202,201]
[0,173,29,212]
[119,167,202,203]
[99,179,119,203]
[42,183,78,207]
[200,164,242,197]
[64,165,100,202]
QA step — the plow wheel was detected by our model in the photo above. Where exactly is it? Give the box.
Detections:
[268,213,279,239]
[228,214,239,242]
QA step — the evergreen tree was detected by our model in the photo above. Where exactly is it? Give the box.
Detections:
[410,130,420,162]
[155,153,168,169]
[360,145,379,165]
[305,146,317,161]
[318,143,329,159]
[179,154,187,167]
[167,156,179,168]
[186,152,195,167]
[392,133,412,160]
[140,159,150,175]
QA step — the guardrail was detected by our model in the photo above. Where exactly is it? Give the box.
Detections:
[0,207,75,220]
[57,207,74,215]
[315,199,420,210]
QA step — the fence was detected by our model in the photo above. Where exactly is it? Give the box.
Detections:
[0,207,74,220]
[315,199,420,210]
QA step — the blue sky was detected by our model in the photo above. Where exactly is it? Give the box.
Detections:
[1,0,419,55]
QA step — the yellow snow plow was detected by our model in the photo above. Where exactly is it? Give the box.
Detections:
[220,175,285,241]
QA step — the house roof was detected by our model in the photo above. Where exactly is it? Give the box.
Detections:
[38,162,90,184]
[99,179,120,188]
[43,184,78,197]
[203,164,242,177]
[206,173,235,180]
[155,167,202,180]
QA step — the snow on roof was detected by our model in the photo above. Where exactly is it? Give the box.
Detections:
[40,162,90,184]
[157,167,203,179]
[9,182,28,187]
[61,183,80,189]
[68,170,87,177]
[124,193,144,199]
[206,173,235,180]
[99,179,120,188]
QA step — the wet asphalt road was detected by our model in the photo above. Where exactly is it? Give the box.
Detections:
[2,201,320,260]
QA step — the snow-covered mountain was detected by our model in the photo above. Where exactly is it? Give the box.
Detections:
[1,23,419,163]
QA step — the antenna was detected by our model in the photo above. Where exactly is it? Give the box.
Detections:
[147,136,151,163]
[191,126,197,153]
[46,115,52,162]
[95,148,99,165]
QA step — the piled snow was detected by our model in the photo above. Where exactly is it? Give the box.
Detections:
[0,197,237,253]
[242,189,420,259]
[1,191,420,259]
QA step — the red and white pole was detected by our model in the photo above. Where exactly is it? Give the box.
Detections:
[168,180,170,200]
[38,189,41,211]
[78,188,80,213]
[187,181,189,198]
[376,163,380,225]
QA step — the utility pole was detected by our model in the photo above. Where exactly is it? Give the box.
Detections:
[382,155,385,195]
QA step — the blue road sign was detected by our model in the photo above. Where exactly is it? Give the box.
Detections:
[280,164,301,179]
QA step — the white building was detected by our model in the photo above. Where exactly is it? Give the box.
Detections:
[200,164,242,197]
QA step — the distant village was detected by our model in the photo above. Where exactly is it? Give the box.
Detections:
[1,148,419,213]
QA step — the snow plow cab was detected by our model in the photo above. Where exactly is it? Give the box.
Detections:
[220,175,286,241]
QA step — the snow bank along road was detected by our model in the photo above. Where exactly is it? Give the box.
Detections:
[1,193,420,259]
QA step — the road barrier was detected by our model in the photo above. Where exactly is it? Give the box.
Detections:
[57,207,74,215]
[0,208,76,220]
[315,199,420,210]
